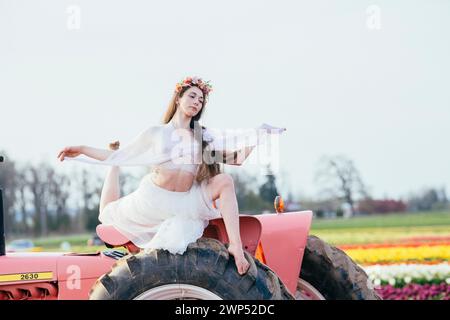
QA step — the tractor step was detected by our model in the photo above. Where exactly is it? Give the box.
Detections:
[102,250,128,260]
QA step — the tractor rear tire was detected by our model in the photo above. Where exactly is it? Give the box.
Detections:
[299,235,381,300]
[89,237,294,300]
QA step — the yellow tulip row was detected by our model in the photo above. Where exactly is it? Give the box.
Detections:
[343,245,450,265]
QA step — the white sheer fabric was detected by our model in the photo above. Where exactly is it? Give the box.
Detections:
[65,121,286,255]
[67,122,286,167]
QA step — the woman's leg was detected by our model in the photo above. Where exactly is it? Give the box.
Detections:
[99,166,120,215]
[205,173,250,275]
[99,141,121,215]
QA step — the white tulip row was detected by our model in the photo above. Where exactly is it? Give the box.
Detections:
[363,262,450,286]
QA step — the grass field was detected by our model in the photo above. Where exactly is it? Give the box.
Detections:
[310,211,450,245]
[311,211,450,230]
[32,233,93,247]
[29,233,107,253]
[311,225,450,245]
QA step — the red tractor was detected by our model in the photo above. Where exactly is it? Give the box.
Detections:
[0,156,380,300]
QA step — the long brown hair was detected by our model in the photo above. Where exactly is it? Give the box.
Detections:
[162,85,221,184]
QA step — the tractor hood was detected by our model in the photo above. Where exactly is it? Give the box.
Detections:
[0,252,63,285]
[0,251,116,287]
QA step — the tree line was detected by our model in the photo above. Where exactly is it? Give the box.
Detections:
[1,151,448,237]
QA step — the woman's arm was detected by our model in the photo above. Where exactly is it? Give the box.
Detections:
[58,125,156,165]
[57,145,113,162]
[81,145,114,161]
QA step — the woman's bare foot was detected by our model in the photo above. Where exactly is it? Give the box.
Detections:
[228,243,250,275]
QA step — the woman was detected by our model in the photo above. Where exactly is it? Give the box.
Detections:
[57,76,286,275]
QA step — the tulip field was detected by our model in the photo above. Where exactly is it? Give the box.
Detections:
[311,211,450,300]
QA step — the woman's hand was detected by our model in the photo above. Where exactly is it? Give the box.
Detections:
[57,145,84,162]
[228,242,250,275]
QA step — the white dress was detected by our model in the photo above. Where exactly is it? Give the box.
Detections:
[66,121,286,255]
[99,173,220,255]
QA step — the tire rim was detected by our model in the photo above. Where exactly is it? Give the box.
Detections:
[295,279,326,300]
[133,284,223,300]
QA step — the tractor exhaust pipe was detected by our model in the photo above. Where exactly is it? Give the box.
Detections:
[0,155,5,256]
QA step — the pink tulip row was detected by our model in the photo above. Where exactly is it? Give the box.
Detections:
[375,283,450,300]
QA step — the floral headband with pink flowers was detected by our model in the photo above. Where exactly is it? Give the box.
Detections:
[175,76,213,97]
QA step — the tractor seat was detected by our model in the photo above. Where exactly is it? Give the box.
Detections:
[96,224,130,247]
[96,224,141,253]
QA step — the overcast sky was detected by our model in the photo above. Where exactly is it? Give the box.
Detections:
[1,0,449,200]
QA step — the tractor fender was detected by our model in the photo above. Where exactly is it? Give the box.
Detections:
[254,210,313,295]
[203,215,262,255]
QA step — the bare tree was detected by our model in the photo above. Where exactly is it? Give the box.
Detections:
[11,163,73,236]
[74,168,103,231]
[25,162,66,236]
[15,167,32,235]
[314,154,369,217]
[48,170,71,232]
[0,153,19,235]
[27,164,52,236]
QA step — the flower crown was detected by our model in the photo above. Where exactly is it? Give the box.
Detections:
[175,76,213,97]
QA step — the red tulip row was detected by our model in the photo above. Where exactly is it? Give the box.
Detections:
[375,283,450,300]
[339,241,450,250]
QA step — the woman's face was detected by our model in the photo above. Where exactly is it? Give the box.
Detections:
[177,86,204,118]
